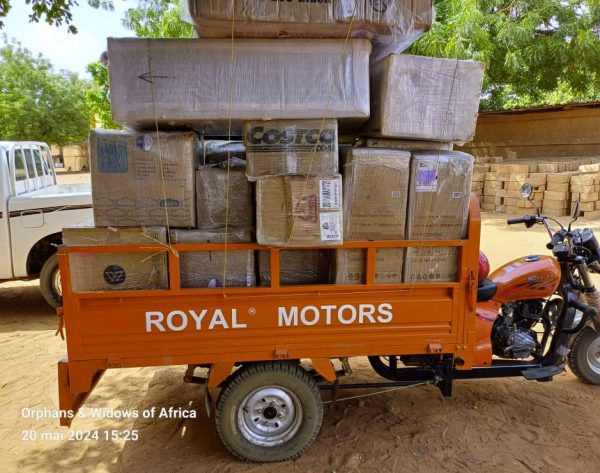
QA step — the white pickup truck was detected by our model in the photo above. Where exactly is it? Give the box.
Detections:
[0,141,92,308]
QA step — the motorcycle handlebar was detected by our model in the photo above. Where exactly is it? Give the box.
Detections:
[507,217,526,225]
[546,231,565,250]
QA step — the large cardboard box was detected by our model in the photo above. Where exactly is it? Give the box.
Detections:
[90,130,197,227]
[169,228,255,288]
[185,0,433,59]
[196,167,253,229]
[343,148,410,241]
[256,175,343,247]
[406,151,474,240]
[335,248,404,284]
[258,250,332,286]
[108,38,370,134]
[404,247,458,283]
[368,55,485,142]
[244,119,338,180]
[62,224,168,292]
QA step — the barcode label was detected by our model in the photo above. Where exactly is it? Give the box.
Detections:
[452,192,463,199]
[416,163,437,192]
[320,213,341,241]
[319,179,340,209]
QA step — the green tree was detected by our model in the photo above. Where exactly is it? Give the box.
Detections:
[86,61,120,129]
[409,0,600,110]
[122,0,193,38]
[0,41,90,145]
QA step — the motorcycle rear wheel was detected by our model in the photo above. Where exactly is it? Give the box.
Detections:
[568,326,600,385]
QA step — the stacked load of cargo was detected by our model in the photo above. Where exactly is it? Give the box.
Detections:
[473,156,600,217]
[63,0,488,291]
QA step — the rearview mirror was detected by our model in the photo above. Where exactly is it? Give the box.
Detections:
[520,183,533,199]
[572,199,581,220]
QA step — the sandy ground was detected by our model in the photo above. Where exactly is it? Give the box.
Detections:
[1,189,600,471]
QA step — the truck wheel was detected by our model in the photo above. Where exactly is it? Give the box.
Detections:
[40,253,62,309]
[215,361,323,462]
[568,326,600,385]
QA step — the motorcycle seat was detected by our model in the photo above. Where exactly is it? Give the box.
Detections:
[477,279,498,302]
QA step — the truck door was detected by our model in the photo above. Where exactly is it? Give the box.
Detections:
[0,147,19,279]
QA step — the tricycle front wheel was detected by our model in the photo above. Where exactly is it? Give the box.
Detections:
[568,326,600,385]
[215,361,323,462]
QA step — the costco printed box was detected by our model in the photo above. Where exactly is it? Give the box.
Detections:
[256,175,343,247]
[62,223,168,292]
[368,55,485,142]
[243,119,338,180]
[108,38,370,134]
[185,0,433,60]
[169,228,255,288]
[90,130,197,227]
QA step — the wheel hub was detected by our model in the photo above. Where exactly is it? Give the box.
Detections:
[587,335,600,375]
[238,386,303,447]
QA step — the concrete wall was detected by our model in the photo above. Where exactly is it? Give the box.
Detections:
[458,105,600,160]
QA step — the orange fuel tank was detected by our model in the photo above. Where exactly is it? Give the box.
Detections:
[489,255,561,303]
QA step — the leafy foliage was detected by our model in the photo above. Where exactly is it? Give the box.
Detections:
[122,0,193,38]
[0,1,114,33]
[86,61,120,129]
[409,0,600,109]
[0,40,90,145]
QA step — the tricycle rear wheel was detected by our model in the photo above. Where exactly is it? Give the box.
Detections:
[215,361,323,462]
[568,326,600,385]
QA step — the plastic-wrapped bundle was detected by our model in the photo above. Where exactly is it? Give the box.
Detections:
[256,175,343,247]
[89,129,198,227]
[335,248,404,284]
[183,0,434,61]
[107,38,370,134]
[258,250,332,286]
[406,151,474,240]
[62,223,168,291]
[368,55,485,142]
[196,167,253,229]
[243,119,338,180]
[169,228,255,288]
[403,247,459,283]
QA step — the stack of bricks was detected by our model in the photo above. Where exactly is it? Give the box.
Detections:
[542,172,576,217]
[571,165,600,219]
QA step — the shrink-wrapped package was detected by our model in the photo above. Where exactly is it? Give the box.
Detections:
[244,119,338,180]
[256,175,343,247]
[404,150,473,283]
[368,55,485,142]
[196,167,253,229]
[63,223,168,291]
[169,228,255,288]
[184,0,434,60]
[258,250,332,286]
[335,248,404,284]
[90,129,197,227]
[108,38,370,134]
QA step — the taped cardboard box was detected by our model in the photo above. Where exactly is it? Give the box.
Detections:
[62,224,168,292]
[335,248,404,284]
[185,0,433,60]
[359,138,453,151]
[169,228,255,288]
[256,175,343,247]
[90,129,197,227]
[244,119,338,180]
[368,55,485,142]
[343,148,410,241]
[108,38,370,134]
[258,250,332,286]
[406,151,474,240]
[404,247,458,283]
[196,167,253,229]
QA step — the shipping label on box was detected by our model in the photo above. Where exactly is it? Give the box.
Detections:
[244,119,338,180]
[196,167,253,229]
[406,151,474,240]
[90,130,197,227]
[63,224,168,292]
[256,175,343,247]
[343,148,410,241]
